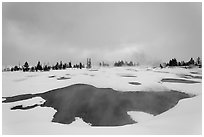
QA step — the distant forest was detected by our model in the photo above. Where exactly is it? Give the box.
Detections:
[2,57,202,72]
[160,57,202,68]
[4,61,85,72]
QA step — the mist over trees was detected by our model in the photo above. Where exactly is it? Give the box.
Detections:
[114,60,135,67]
[99,61,109,67]
[162,57,202,68]
[3,56,202,72]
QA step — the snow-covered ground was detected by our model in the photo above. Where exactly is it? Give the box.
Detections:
[2,66,202,134]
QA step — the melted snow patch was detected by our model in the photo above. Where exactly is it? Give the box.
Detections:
[127,111,154,123]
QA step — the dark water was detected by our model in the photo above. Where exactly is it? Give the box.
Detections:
[48,75,56,78]
[190,71,201,75]
[161,78,201,83]
[129,82,141,85]
[178,74,202,79]
[3,84,194,126]
[120,75,137,78]
[57,77,71,80]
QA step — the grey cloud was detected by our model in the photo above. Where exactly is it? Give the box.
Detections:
[2,2,202,66]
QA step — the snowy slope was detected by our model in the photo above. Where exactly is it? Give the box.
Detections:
[2,67,202,134]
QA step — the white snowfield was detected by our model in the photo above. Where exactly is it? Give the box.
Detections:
[2,66,202,134]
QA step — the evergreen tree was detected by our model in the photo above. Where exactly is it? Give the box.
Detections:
[188,58,195,65]
[36,61,43,71]
[55,62,59,70]
[30,67,35,72]
[68,62,72,68]
[173,58,177,66]
[160,64,163,69]
[79,62,82,69]
[63,63,67,69]
[169,59,172,66]
[23,62,29,72]
[59,61,63,69]
[129,61,133,66]
[43,65,48,71]
[14,66,19,71]
[196,57,201,65]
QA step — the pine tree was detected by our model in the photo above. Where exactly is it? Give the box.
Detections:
[79,62,82,69]
[188,58,195,65]
[36,61,43,71]
[68,62,72,68]
[23,62,29,72]
[196,57,201,65]
[55,62,59,70]
[59,61,63,69]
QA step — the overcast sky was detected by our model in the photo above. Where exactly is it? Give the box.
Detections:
[2,2,202,66]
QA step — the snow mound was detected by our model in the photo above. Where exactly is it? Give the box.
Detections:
[127,111,154,123]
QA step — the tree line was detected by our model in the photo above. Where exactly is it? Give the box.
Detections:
[160,57,202,68]
[114,60,136,67]
[6,61,85,72]
[3,57,202,72]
